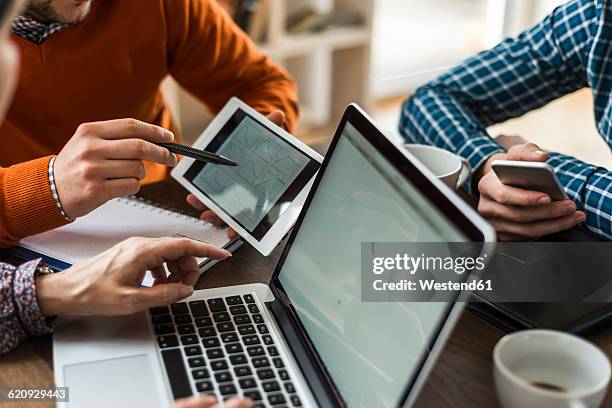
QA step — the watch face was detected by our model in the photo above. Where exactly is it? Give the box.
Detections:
[36,264,56,275]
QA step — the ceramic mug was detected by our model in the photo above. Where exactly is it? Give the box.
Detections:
[404,144,471,190]
[494,329,611,408]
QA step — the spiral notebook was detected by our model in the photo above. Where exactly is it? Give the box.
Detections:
[16,197,241,277]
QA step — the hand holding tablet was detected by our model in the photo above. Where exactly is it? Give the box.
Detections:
[172,98,323,255]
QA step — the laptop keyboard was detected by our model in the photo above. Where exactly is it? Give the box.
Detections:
[149,294,302,407]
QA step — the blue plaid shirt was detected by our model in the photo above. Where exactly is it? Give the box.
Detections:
[400,0,612,240]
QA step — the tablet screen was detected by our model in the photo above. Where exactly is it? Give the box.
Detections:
[183,109,320,240]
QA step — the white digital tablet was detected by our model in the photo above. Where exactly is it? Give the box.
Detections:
[171,98,323,256]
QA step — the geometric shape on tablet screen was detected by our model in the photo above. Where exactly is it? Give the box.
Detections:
[234,123,259,149]
[273,155,303,176]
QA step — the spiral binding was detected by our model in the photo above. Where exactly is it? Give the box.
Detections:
[117,196,207,224]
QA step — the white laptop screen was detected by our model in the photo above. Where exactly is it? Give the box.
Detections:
[277,121,467,407]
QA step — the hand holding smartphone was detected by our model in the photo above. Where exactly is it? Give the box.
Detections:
[491,160,568,201]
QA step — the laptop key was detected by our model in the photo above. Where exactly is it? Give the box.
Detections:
[155,324,174,335]
[180,335,198,345]
[219,383,237,395]
[267,346,279,356]
[150,306,170,315]
[207,298,227,312]
[221,332,239,343]
[247,346,265,357]
[192,368,210,380]
[243,335,260,346]
[262,335,273,345]
[239,377,257,389]
[272,358,284,368]
[225,343,243,354]
[178,325,195,335]
[252,314,264,324]
[195,316,213,327]
[225,295,243,305]
[202,337,221,348]
[157,334,178,348]
[268,394,286,405]
[262,380,280,392]
[229,305,247,315]
[284,382,295,393]
[152,314,172,325]
[206,348,224,360]
[229,354,247,365]
[238,325,255,335]
[290,395,302,406]
[213,312,231,322]
[196,380,213,393]
[251,357,270,368]
[243,294,255,303]
[234,366,252,377]
[188,357,206,368]
[279,370,290,381]
[214,371,233,383]
[257,324,269,334]
[243,390,262,401]
[199,327,216,338]
[211,360,228,371]
[184,345,202,356]
[161,348,191,399]
[171,303,189,315]
[173,314,192,325]
[217,322,235,332]
[189,300,208,316]
[248,304,259,314]
[234,315,251,325]
[257,369,275,380]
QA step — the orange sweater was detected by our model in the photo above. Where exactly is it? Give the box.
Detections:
[0,0,298,247]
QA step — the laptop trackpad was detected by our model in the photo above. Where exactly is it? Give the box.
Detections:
[64,354,165,408]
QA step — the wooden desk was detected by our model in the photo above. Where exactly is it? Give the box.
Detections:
[1,180,611,408]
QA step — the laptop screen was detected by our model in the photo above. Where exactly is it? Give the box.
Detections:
[277,121,468,407]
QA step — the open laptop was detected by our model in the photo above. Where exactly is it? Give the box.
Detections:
[53,105,495,408]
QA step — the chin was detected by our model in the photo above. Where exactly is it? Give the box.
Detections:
[60,1,92,24]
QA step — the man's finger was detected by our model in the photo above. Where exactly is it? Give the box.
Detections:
[506,143,547,162]
[223,397,253,408]
[488,211,586,239]
[266,110,285,127]
[478,199,576,223]
[140,238,230,270]
[101,138,178,167]
[99,159,147,180]
[173,395,217,408]
[481,176,550,206]
[201,210,225,225]
[84,118,174,143]
[129,283,194,309]
[187,194,208,211]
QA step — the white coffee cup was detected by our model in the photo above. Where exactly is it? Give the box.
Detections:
[494,329,611,408]
[403,144,471,190]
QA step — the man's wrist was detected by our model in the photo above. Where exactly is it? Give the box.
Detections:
[475,152,506,182]
[36,271,76,317]
[48,156,75,222]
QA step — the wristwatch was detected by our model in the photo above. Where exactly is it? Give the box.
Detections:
[35,262,56,276]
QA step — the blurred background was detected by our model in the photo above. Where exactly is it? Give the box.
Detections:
[165,0,611,168]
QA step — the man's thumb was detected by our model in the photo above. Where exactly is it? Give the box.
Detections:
[134,283,194,308]
[507,143,548,162]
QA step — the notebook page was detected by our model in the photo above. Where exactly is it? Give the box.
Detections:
[21,197,231,265]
